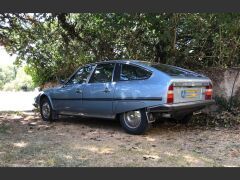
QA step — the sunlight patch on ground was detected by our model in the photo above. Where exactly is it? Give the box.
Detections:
[63,155,73,160]
[164,152,175,156]
[183,155,201,164]
[23,115,35,121]
[11,115,22,120]
[13,141,28,148]
[144,136,155,142]
[223,164,238,167]
[0,152,6,155]
[81,146,114,154]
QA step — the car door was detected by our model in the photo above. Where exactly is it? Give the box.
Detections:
[82,63,116,118]
[51,64,95,115]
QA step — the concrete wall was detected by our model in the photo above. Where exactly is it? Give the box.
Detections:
[200,68,240,100]
[199,68,240,112]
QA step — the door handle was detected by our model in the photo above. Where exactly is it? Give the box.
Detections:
[76,88,82,94]
[103,87,110,93]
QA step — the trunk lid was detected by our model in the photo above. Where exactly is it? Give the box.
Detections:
[172,81,211,103]
[148,62,213,104]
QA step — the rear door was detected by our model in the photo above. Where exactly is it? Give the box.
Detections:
[82,63,116,118]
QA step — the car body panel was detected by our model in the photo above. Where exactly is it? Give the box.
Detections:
[81,82,116,118]
[51,83,84,114]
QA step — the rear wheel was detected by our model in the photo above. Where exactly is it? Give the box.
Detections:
[120,109,148,135]
[40,97,53,121]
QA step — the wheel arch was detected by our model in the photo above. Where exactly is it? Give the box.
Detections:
[114,101,146,115]
[39,93,55,110]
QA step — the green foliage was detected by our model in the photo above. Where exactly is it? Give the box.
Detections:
[3,66,34,91]
[1,13,240,86]
[0,65,15,89]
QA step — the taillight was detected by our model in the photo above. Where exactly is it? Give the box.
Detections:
[205,83,213,100]
[167,84,174,104]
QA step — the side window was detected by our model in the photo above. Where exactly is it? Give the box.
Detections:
[89,63,115,83]
[120,64,152,81]
[66,65,94,85]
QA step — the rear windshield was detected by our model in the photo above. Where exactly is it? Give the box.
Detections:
[151,64,188,76]
[142,62,202,77]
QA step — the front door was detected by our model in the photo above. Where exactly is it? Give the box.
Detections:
[52,64,95,115]
[82,63,116,118]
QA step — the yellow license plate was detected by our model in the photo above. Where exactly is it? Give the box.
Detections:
[183,89,199,98]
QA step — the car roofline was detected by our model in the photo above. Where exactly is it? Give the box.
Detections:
[78,59,188,74]
[94,59,143,64]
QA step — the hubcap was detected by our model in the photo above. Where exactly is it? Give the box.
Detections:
[42,102,50,119]
[124,110,142,129]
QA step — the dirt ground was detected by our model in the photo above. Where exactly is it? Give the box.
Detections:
[0,111,239,167]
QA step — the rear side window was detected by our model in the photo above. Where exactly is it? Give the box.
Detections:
[89,63,115,83]
[120,64,152,81]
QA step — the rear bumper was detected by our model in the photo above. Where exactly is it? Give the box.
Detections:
[147,100,215,113]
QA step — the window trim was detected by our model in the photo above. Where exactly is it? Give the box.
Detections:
[85,64,97,84]
[118,63,153,82]
[63,64,96,86]
[88,62,116,84]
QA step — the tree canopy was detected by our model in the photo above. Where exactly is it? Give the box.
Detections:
[1,13,240,86]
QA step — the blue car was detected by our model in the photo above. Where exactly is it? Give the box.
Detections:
[34,60,214,134]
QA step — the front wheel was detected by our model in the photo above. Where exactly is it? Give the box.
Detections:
[120,109,149,135]
[40,98,53,121]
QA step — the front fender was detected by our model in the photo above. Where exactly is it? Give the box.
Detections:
[36,91,55,110]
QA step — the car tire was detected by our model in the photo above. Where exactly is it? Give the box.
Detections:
[179,113,193,124]
[120,109,149,135]
[40,97,53,121]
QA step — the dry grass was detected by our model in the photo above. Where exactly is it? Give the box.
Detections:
[0,111,240,167]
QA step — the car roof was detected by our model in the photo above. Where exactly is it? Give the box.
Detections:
[83,59,157,72]
[101,59,161,69]
[94,59,142,64]
[94,59,153,67]
[92,60,207,78]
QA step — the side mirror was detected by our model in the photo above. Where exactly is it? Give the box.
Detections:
[59,79,65,85]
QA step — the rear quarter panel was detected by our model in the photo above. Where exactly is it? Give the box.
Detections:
[113,70,171,114]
